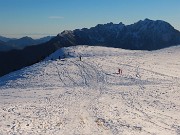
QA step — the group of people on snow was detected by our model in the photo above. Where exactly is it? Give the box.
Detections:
[51,52,125,76]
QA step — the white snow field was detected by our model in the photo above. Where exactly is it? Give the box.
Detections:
[0,45,180,135]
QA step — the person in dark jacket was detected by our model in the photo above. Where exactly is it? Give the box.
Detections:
[118,68,122,75]
[79,55,82,61]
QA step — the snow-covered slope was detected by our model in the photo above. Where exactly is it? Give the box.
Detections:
[0,45,180,135]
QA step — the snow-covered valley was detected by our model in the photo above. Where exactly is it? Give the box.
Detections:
[0,45,180,135]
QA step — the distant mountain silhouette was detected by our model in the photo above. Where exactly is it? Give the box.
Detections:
[0,36,54,52]
[7,36,37,49]
[36,36,54,43]
[0,36,16,42]
[0,19,180,77]
[0,40,15,52]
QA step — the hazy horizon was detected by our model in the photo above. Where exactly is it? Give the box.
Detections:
[1,0,180,38]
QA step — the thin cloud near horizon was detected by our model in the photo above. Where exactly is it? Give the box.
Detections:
[48,16,64,19]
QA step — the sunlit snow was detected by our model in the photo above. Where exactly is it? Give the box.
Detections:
[0,45,180,135]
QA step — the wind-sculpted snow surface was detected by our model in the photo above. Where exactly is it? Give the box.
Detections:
[0,45,180,135]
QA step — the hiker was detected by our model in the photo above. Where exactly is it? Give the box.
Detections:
[118,68,122,75]
[79,55,82,61]
[59,56,61,60]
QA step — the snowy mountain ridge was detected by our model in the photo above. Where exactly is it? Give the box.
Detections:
[55,19,180,50]
[0,45,180,134]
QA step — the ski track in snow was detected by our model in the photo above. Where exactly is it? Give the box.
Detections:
[0,45,180,135]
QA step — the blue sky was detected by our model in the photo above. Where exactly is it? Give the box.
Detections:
[0,0,180,38]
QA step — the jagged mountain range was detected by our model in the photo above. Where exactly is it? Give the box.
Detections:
[0,19,180,77]
[54,18,180,50]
